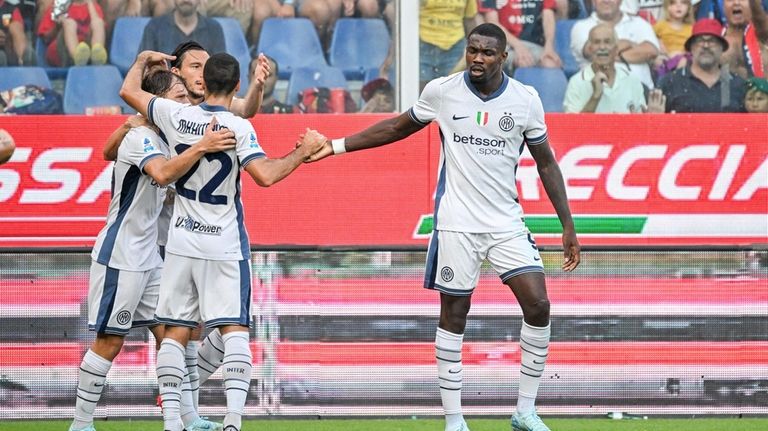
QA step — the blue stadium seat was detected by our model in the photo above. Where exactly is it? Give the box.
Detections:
[555,19,581,78]
[329,18,390,80]
[256,18,327,80]
[0,67,52,91]
[513,67,568,113]
[35,37,68,80]
[285,66,348,104]
[63,65,134,114]
[110,17,150,75]
[214,17,251,97]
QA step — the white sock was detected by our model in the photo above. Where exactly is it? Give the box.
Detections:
[517,321,550,415]
[222,331,252,430]
[157,338,186,431]
[198,329,224,385]
[71,349,112,430]
[179,369,200,427]
[436,327,464,429]
[185,340,201,412]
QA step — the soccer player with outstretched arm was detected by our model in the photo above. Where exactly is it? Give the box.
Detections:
[307,23,581,431]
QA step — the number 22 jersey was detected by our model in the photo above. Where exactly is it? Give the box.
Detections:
[148,98,266,261]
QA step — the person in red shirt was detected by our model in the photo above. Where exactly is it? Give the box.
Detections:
[37,0,107,66]
[0,0,34,66]
[479,0,562,73]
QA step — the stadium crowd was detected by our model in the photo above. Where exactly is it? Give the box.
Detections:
[0,0,766,113]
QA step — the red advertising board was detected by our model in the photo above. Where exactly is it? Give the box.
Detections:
[0,114,765,248]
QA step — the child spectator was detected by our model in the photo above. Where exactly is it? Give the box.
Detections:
[745,76,768,111]
[38,0,107,66]
[0,0,35,65]
[653,0,694,77]
[359,77,394,112]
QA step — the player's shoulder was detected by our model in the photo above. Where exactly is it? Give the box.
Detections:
[506,76,540,99]
[124,125,161,145]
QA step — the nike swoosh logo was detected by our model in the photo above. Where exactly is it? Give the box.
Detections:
[448,369,461,374]
[533,256,541,261]
[94,383,104,387]
[452,114,469,120]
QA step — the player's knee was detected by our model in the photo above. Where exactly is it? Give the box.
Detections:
[524,298,550,324]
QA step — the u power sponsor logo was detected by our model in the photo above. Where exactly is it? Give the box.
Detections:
[175,216,223,235]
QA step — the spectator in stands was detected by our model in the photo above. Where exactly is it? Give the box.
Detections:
[0,129,14,165]
[571,0,660,89]
[38,0,107,66]
[419,0,479,90]
[97,0,172,42]
[256,55,294,113]
[299,0,388,50]
[200,0,252,43]
[744,0,767,77]
[653,0,694,76]
[564,23,647,112]
[621,0,665,23]
[722,0,752,78]
[138,0,225,55]
[648,18,747,111]
[359,76,394,112]
[745,76,768,110]
[479,0,562,74]
[0,0,35,65]
[250,0,296,47]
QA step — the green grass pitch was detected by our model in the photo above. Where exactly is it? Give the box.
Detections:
[3,418,767,431]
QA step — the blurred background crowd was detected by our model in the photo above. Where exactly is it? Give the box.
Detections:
[0,0,766,114]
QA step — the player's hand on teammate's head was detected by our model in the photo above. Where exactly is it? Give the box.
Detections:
[138,50,176,70]
[199,116,236,153]
[561,228,581,272]
[125,115,149,129]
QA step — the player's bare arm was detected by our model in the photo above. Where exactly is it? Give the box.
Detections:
[230,53,271,118]
[528,139,581,272]
[119,50,177,117]
[143,117,236,186]
[245,128,326,187]
[103,115,150,161]
[307,112,427,162]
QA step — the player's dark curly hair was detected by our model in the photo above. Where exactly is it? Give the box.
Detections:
[467,23,507,50]
[141,69,181,97]
[203,53,240,96]
[170,41,208,69]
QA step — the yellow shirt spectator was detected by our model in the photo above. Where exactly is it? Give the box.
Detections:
[420,0,478,50]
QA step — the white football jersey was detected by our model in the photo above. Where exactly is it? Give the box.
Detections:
[91,126,168,270]
[410,72,548,233]
[148,98,265,261]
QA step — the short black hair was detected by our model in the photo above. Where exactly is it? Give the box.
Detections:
[467,23,507,51]
[170,41,208,69]
[141,70,180,96]
[204,53,240,95]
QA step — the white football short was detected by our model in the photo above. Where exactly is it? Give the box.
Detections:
[87,261,160,335]
[155,253,252,328]
[423,229,544,296]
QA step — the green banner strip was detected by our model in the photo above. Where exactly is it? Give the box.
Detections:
[416,215,646,236]
[525,216,647,234]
